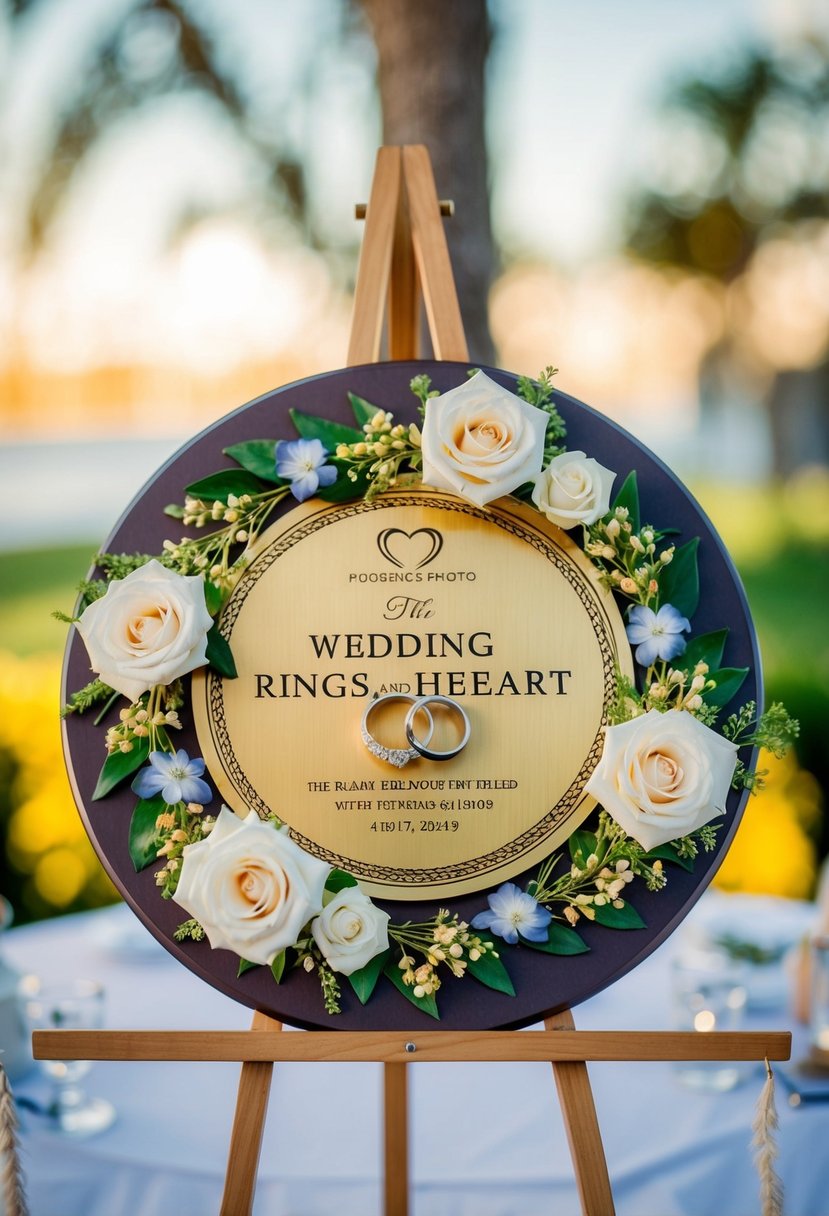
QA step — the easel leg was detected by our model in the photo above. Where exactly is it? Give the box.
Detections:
[546,1011,615,1216]
[220,1011,282,1216]
[383,1061,409,1216]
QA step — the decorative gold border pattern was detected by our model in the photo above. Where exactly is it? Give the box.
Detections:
[197,492,627,891]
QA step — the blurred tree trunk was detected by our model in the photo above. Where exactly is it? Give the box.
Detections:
[360,0,495,363]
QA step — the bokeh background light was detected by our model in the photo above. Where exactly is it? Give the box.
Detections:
[1,0,827,922]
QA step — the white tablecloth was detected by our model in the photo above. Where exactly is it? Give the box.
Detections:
[3,896,825,1216]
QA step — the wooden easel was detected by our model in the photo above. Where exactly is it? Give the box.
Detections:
[34,145,791,1216]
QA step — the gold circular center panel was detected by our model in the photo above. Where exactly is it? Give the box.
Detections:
[193,489,633,900]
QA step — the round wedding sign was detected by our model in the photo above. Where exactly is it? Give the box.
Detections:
[193,492,632,899]
[62,360,761,1031]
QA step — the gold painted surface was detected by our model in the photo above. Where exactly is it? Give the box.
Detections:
[192,490,633,900]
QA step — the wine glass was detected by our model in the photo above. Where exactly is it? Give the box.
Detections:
[19,975,116,1135]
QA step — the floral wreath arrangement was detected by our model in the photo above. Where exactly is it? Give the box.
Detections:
[60,367,798,1019]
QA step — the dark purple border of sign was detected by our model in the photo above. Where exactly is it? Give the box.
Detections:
[62,360,760,1031]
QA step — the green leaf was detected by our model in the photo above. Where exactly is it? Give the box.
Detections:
[348,949,391,1005]
[185,469,264,504]
[348,392,381,429]
[223,440,283,484]
[611,471,640,533]
[704,666,749,709]
[164,503,186,519]
[203,580,224,616]
[466,947,516,996]
[128,797,166,872]
[592,901,646,930]
[644,843,694,873]
[270,951,286,984]
[681,629,728,673]
[657,537,700,618]
[568,830,597,867]
[205,624,237,679]
[325,869,359,894]
[289,408,363,450]
[521,923,589,955]
[384,961,440,1020]
[317,458,370,503]
[92,736,150,800]
[237,958,259,977]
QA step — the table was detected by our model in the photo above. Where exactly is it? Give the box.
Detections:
[3,894,825,1216]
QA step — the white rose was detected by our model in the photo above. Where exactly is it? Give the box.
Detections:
[311,886,390,975]
[420,370,548,507]
[76,559,214,701]
[532,451,615,529]
[585,708,738,851]
[173,807,329,965]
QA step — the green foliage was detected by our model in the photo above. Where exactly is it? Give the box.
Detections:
[516,365,558,408]
[289,408,362,450]
[347,392,382,429]
[203,580,224,616]
[223,440,283,484]
[568,829,605,868]
[60,678,114,718]
[96,552,166,580]
[657,537,700,617]
[644,842,695,872]
[237,958,259,977]
[184,469,264,504]
[174,919,206,943]
[384,960,440,1019]
[606,669,645,725]
[128,797,165,871]
[465,944,516,995]
[704,666,749,709]
[611,471,641,533]
[681,629,728,673]
[325,869,359,894]
[92,736,150,800]
[592,901,646,929]
[409,374,439,413]
[520,924,590,955]
[318,963,341,1014]
[724,701,800,792]
[316,458,372,502]
[516,366,566,459]
[205,624,237,678]
[76,578,107,605]
[270,951,287,984]
[348,949,390,1005]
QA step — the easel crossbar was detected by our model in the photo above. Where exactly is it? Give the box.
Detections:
[33,1028,791,1064]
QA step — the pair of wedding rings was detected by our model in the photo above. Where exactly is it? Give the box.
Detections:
[361,693,471,767]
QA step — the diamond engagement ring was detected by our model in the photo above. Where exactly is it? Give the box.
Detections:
[405,695,471,762]
[361,693,435,768]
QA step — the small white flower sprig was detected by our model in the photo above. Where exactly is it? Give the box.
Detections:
[58,363,799,1021]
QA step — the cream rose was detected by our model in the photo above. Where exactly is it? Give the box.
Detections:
[311,886,390,975]
[76,559,214,701]
[532,451,615,529]
[585,708,738,851]
[420,370,548,507]
[173,807,329,965]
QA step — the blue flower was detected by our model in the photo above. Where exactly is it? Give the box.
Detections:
[471,882,552,945]
[131,749,213,806]
[275,438,337,503]
[625,603,690,668]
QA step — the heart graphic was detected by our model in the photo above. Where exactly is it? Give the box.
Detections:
[377,527,444,570]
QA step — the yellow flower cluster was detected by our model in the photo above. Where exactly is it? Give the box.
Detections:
[0,650,117,917]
